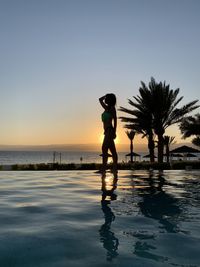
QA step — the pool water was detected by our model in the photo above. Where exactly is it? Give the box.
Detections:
[0,170,199,267]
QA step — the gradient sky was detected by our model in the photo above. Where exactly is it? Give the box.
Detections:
[0,0,199,147]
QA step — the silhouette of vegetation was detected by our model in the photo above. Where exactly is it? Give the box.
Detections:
[180,113,200,147]
[119,77,199,163]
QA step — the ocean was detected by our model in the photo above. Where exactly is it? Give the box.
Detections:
[0,150,199,166]
[0,151,138,165]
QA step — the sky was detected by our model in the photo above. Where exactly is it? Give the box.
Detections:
[0,0,199,149]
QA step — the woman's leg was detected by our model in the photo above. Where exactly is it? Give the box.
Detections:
[102,135,109,172]
[109,140,118,173]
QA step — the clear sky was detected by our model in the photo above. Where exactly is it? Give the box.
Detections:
[0,0,199,148]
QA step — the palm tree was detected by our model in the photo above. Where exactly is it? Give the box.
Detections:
[180,113,200,147]
[163,136,176,163]
[193,138,200,147]
[119,88,156,163]
[120,77,199,163]
[126,130,136,163]
[144,77,199,163]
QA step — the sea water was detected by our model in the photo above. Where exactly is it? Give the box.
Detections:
[0,151,199,165]
[0,151,132,165]
[0,170,199,267]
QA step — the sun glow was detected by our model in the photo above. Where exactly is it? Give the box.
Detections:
[104,174,114,190]
[115,135,120,145]
[100,134,104,144]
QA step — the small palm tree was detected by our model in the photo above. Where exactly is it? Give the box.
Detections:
[163,135,176,163]
[126,130,136,163]
[180,113,200,147]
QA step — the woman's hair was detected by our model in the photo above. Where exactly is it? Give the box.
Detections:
[105,93,116,107]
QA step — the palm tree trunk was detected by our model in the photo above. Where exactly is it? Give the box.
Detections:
[166,144,169,163]
[148,132,155,163]
[130,140,133,163]
[158,134,164,163]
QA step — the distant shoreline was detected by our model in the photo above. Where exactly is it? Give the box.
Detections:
[1,161,200,171]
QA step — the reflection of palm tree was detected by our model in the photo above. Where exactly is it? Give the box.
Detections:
[133,171,182,261]
[138,171,181,233]
[99,173,119,261]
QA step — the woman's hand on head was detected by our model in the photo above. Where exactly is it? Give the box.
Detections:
[99,95,107,109]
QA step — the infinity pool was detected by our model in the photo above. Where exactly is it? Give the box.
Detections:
[0,170,199,267]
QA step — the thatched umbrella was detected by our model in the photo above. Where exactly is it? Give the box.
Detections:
[125,152,141,162]
[170,145,200,154]
[170,145,199,161]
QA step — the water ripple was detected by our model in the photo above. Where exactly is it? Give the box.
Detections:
[0,170,199,267]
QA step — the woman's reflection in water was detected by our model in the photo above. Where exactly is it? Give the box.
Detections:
[99,172,119,261]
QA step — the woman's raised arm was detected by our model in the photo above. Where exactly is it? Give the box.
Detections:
[99,95,107,109]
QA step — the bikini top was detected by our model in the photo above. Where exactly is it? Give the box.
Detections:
[101,111,112,122]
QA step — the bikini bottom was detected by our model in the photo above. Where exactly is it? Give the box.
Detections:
[104,127,116,140]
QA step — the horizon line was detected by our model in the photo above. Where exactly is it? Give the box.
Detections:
[0,141,194,152]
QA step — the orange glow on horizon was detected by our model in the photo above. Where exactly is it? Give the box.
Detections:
[0,119,184,151]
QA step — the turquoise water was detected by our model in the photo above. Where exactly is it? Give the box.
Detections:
[0,170,199,267]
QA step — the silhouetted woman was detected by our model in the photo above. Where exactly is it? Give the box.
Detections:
[99,94,118,173]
